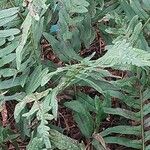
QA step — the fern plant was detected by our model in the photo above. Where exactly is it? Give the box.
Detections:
[98,76,150,150]
[0,125,19,150]
[0,0,150,150]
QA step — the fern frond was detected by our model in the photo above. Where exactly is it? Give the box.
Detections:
[99,82,150,149]
[95,40,150,69]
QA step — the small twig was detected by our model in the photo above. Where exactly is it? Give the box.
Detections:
[142,17,150,30]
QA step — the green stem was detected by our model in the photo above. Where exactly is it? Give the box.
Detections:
[142,17,150,30]
[140,87,145,150]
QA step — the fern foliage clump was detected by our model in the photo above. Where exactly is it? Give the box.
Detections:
[0,0,150,149]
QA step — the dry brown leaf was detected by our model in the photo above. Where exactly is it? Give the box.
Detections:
[1,102,8,126]
[93,133,108,150]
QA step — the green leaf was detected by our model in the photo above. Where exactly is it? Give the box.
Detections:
[0,76,22,90]
[0,14,18,27]
[0,92,25,102]
[16,13,32,70]
[14,90,49,122]
[65,100,94,137]
[14,100,27,123]
[120,0,136,19]
[130,0,149,20]
[74,113,94,138]
[43,32,69,61]
[104,136,141,149]
[27,137,43,150]
[22,102,39,118]
[104,107,139,121]
[70,6,88,13]
[50,89,59,119]
[0,40,19,57]
[130,22,142,44]
[77,93,96,112]
[0,38,5,46]
[77,76,104,94]
[0,68,17,77]
[0,29,20,38]
[49,129,85,150]
[0,7,19,19]
[0,53,16,67]
[72,0,89,7]
[31,17,44,49]
[97,40,150,68]
[101,125,141,137]
[142,0,150,11]
[41,67,67,86]
[26,66,49,94]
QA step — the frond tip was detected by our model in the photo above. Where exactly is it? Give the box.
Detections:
[96,40,150,68]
